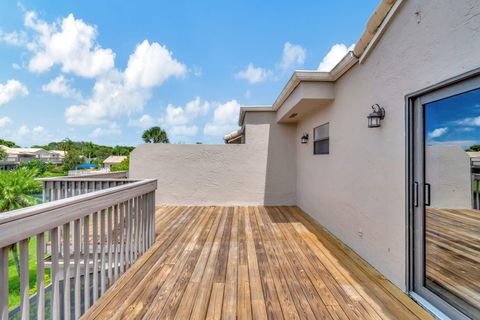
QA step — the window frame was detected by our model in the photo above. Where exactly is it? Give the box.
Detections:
[313,122,329,155]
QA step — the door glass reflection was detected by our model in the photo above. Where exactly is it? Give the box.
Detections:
[424,88,480,317]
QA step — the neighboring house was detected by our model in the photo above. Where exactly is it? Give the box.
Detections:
[129,1,480,318]
[0,146,64,170]
[50,150,66,159]
[467,151,480,172]
[103,155,127,171]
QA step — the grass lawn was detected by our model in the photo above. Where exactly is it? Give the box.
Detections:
[8,236,51,310]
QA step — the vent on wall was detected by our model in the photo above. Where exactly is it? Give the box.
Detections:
[289,113,298,119]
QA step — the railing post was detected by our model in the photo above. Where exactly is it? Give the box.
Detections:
[36,234,45,320]
[0,247,9,320]
[100,209,106,294]
[74,220,81,319]
[51,228,60,320]
[84,215,91,310]
[63,224,71,320]
[92,211,99,303]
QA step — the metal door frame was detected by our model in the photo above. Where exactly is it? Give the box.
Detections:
[406,68,480,319]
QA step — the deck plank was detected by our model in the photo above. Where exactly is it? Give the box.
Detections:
[83,206,433,320]
[426,208,480,310]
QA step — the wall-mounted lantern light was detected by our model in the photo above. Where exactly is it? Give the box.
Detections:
[301,133,309,144]
[367,104,385,128]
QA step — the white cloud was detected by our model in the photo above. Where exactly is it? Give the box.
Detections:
[318,43,355,72]
[17,125,30,137]
[89,122,121,138]
[160,97,209,138]
[124,40,186,88]
[279,42,306,71]
[12,63,21,70]
[25,11,115,78]
[128,114,156,128]
[204,100,241,136]
[457,127,475,132]
[428,127,448,139]
[0,80,29,106]
[168,125,198,137]
[6,124,54,146]
[0,116,12,128]
[456,116,480,126]
[0,29,27,46]
[427,139,477,148]
[42,75,82,100]
[192,65,202,77]
[65,40,186,125]
[235,42,306,83]
[235,63,269,84]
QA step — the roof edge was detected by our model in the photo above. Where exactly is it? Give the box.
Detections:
[238,106,274,126]
[238,0,401,126]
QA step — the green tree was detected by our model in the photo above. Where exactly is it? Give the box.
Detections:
[63,149,84,171]
[0,168,41,211]
[111,157,129,172]
[142,126,169,144]
[82,141,96,160]
[0,148,6,160]
[17,160,54,176]
[0,168,41,275]
[0,139,19,148]
[112,145,135,156]
[467,144,480,152]
[60,138,74,153]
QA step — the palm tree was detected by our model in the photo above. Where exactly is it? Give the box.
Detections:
[142,126,170,144]
[0,168,41,275]
[60,138,74,153]
[83,141,96,161]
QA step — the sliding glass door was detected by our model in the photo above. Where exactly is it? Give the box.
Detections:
[412,75,480,319]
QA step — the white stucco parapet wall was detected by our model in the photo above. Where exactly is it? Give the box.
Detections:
[130,114,297,206]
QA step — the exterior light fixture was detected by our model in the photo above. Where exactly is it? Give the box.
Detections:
[367,104,385,128]
[301,133,309,144]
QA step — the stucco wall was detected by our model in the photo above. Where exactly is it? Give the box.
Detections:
[295,0,480,290]
[426,145,472,208]
[130,112,296,205]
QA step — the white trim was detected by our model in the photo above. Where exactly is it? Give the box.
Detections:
[239,106,274,126]
[359,0,406,64]
[409,292,452,320]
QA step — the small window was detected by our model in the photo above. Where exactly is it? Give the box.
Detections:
[313,123,329,155]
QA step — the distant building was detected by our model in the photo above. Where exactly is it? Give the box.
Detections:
[103,156,127,171]
[467,151,480,172]
[0,146,65,170]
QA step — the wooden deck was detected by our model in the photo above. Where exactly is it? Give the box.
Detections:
[426,208,480,310]
[82,206,432,320]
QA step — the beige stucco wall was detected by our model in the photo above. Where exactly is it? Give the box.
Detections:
[426,145,472,208]
[295,0,480,290]
[130,112,296,205]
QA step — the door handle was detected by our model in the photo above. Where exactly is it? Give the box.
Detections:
[414,182,419,207]
[425,183,431,206]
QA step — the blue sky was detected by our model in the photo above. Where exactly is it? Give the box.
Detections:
[426,88,480,150]
[0,1,378,147]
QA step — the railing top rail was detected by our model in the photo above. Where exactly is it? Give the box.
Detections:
[37,170,128,181]
[36,178,138,182]
[0,179,157,248]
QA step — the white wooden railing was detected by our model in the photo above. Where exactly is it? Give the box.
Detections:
[39,178,132,202]
[66,170,128,179]
[0,178,157,320]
